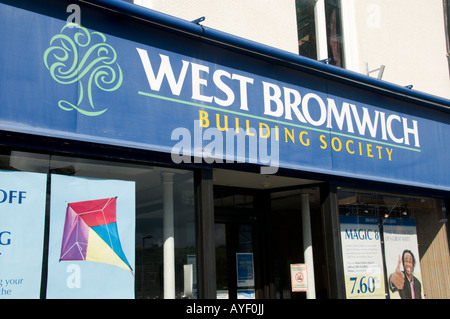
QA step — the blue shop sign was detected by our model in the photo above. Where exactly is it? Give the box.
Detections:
[0,0,449,191]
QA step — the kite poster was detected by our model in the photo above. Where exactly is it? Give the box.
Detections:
[383,218,424,299]
[46,175,135,299]
[0,170,47,299]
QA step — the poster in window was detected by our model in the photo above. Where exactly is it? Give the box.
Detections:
[236,253,255,288]
[0,170,47,299]
[46,175,135,299]
[340,215,386,299]
[383,218,424,299]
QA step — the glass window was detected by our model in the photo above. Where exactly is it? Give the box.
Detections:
[295,0,344,67]
[324,0,344,67]
[296,0,317,60]
[0,150,195,299]
[338,187,450,299]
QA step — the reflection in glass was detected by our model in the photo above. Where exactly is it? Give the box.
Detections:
[0,151,196,299]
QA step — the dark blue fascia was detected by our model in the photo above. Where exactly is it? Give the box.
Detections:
[79,0,450,113]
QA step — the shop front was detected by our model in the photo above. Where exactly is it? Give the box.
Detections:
[0,0,449,299]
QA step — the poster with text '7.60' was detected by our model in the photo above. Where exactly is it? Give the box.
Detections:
[340,215,386,299]
[0,170,47,299]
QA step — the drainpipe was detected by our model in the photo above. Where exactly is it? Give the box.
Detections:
[314,0,328,61]
[444,0,450,74]
[301,193,316,299]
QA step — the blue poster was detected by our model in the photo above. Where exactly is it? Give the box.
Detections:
[0,170,47,299]
[340,215,386,299]
[46,175,135,299]
[236,253,255,287]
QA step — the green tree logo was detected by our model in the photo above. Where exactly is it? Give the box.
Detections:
[44,24,123,116]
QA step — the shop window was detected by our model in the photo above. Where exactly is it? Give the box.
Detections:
[337,187,450,299]
[0,150,195,299]
[214,189,254,209]
[295,0,344,67]
[324,0,343,67]
[296,0,317,60]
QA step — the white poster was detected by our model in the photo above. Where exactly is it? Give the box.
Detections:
[0,170,47,299]
[290,263,308,292]
[383,218,424,299]
[340,215,386,299]
[46,175,135,299]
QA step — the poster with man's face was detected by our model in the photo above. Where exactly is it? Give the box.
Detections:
[383,218,424,299]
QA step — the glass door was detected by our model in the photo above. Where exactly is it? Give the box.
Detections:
[214,188,259,299]
[213,184,327,299]
[215,221,256,299]
[269,186,326,299]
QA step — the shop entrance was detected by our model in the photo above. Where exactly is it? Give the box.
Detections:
[213,169,328,299]
[269,187,324,299]
[214,187,260,299]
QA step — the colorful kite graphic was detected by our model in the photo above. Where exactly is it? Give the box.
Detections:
[59,197,133,274]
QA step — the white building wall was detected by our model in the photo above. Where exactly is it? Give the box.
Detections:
[135,0,299,54]
[353,0,450,99]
